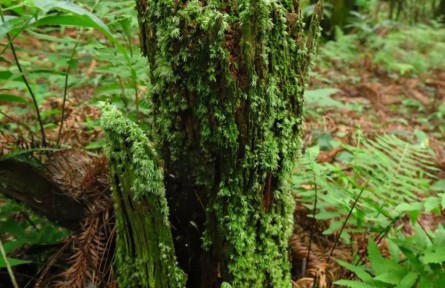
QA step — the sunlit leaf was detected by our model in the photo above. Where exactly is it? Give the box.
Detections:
[336,259,373,282]
[0,15,34,40]
[0,257,31,268]
[0,94,28,104]
[33,0,109,32]
[423,246,445,264]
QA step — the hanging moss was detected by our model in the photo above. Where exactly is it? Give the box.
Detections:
[100,103,186,288]
[136,0,322,286]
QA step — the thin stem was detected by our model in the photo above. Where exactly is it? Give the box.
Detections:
[33,237,72,288]
[353,212,404,268]
[327,180,369,263]
[134,78,139,122]
[126,37,140,122]
[56,39,80,146]
[126,32,133,58]
[306,174,318,276]
[57,0,100,146]
[417,218,435,244]
[0,239,19,288]
[0,8,46,146]
[0,110,19,123]
[118,76,129,109]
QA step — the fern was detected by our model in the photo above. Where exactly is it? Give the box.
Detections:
[295,134,438,238]
[318,22,445,75]
[295,134,444,287]
[351,134,436,202]
[371,23,445,74]
[318,27,362,68]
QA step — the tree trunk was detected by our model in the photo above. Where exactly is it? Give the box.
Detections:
[311,0,355,38]
[436,0,445,21]
[389,0,440,23]
[329,0,355,30]
[135,1,322,287]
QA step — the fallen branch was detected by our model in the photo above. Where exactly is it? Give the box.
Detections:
[0,158,87,230]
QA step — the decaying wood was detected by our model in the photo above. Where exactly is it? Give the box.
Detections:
[0,158,87,230]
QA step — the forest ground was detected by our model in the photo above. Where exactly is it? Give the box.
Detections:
[1,21,445,287]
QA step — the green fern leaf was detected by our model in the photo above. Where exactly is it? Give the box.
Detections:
[334,280,382,288]
[395,272,419,288]
[367,239,387,275]
[374,272,407,285]
[335,259,373,282]
[368,239,406,277]
[296,133,438,236]
[423,245,445,264]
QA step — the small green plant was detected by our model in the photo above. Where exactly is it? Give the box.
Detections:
[0,0,145,147]
[0,197,68,268]
[317,21,445,75]
[0,1,143,284]
[336,226,445,288]
[318,27,362,68]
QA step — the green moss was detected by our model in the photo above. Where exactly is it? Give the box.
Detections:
[100,103,186,288]
[137,0,322,286]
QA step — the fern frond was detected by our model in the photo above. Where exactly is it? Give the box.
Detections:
[295,134,438,234]
[351,135,437,204]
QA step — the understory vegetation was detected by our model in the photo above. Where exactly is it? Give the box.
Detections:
[1,0,444,287]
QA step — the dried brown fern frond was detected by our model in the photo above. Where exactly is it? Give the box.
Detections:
[47,150,97,198]
[0,129,37,157]
[291,203,352,288]
[81,156,108,198]
[293,277,314,288]
[55,209,114,288]
[43,150,116,287]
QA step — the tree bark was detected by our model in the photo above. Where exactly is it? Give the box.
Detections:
[135,1,322,287]
[0,158,86,230]
[311,0,355,37]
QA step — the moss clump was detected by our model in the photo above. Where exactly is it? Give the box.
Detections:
[100,103,185,288]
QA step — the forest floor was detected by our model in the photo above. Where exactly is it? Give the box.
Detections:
[1,23,445,287]
[293,56,445,287]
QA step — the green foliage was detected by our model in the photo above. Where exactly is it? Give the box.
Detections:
[318,27,362,68]
[0,198,68,268]
[371,23,445,74]
[304,88,343,109]
[336,227,445,288]
[80,0,150,123]
[0,0,145,146]
[318,22,445,75]
[296,131,444,287]
[303,87,367,120]
[295,133,438,242]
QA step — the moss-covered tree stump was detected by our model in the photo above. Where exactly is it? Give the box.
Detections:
[133,0,323,287]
